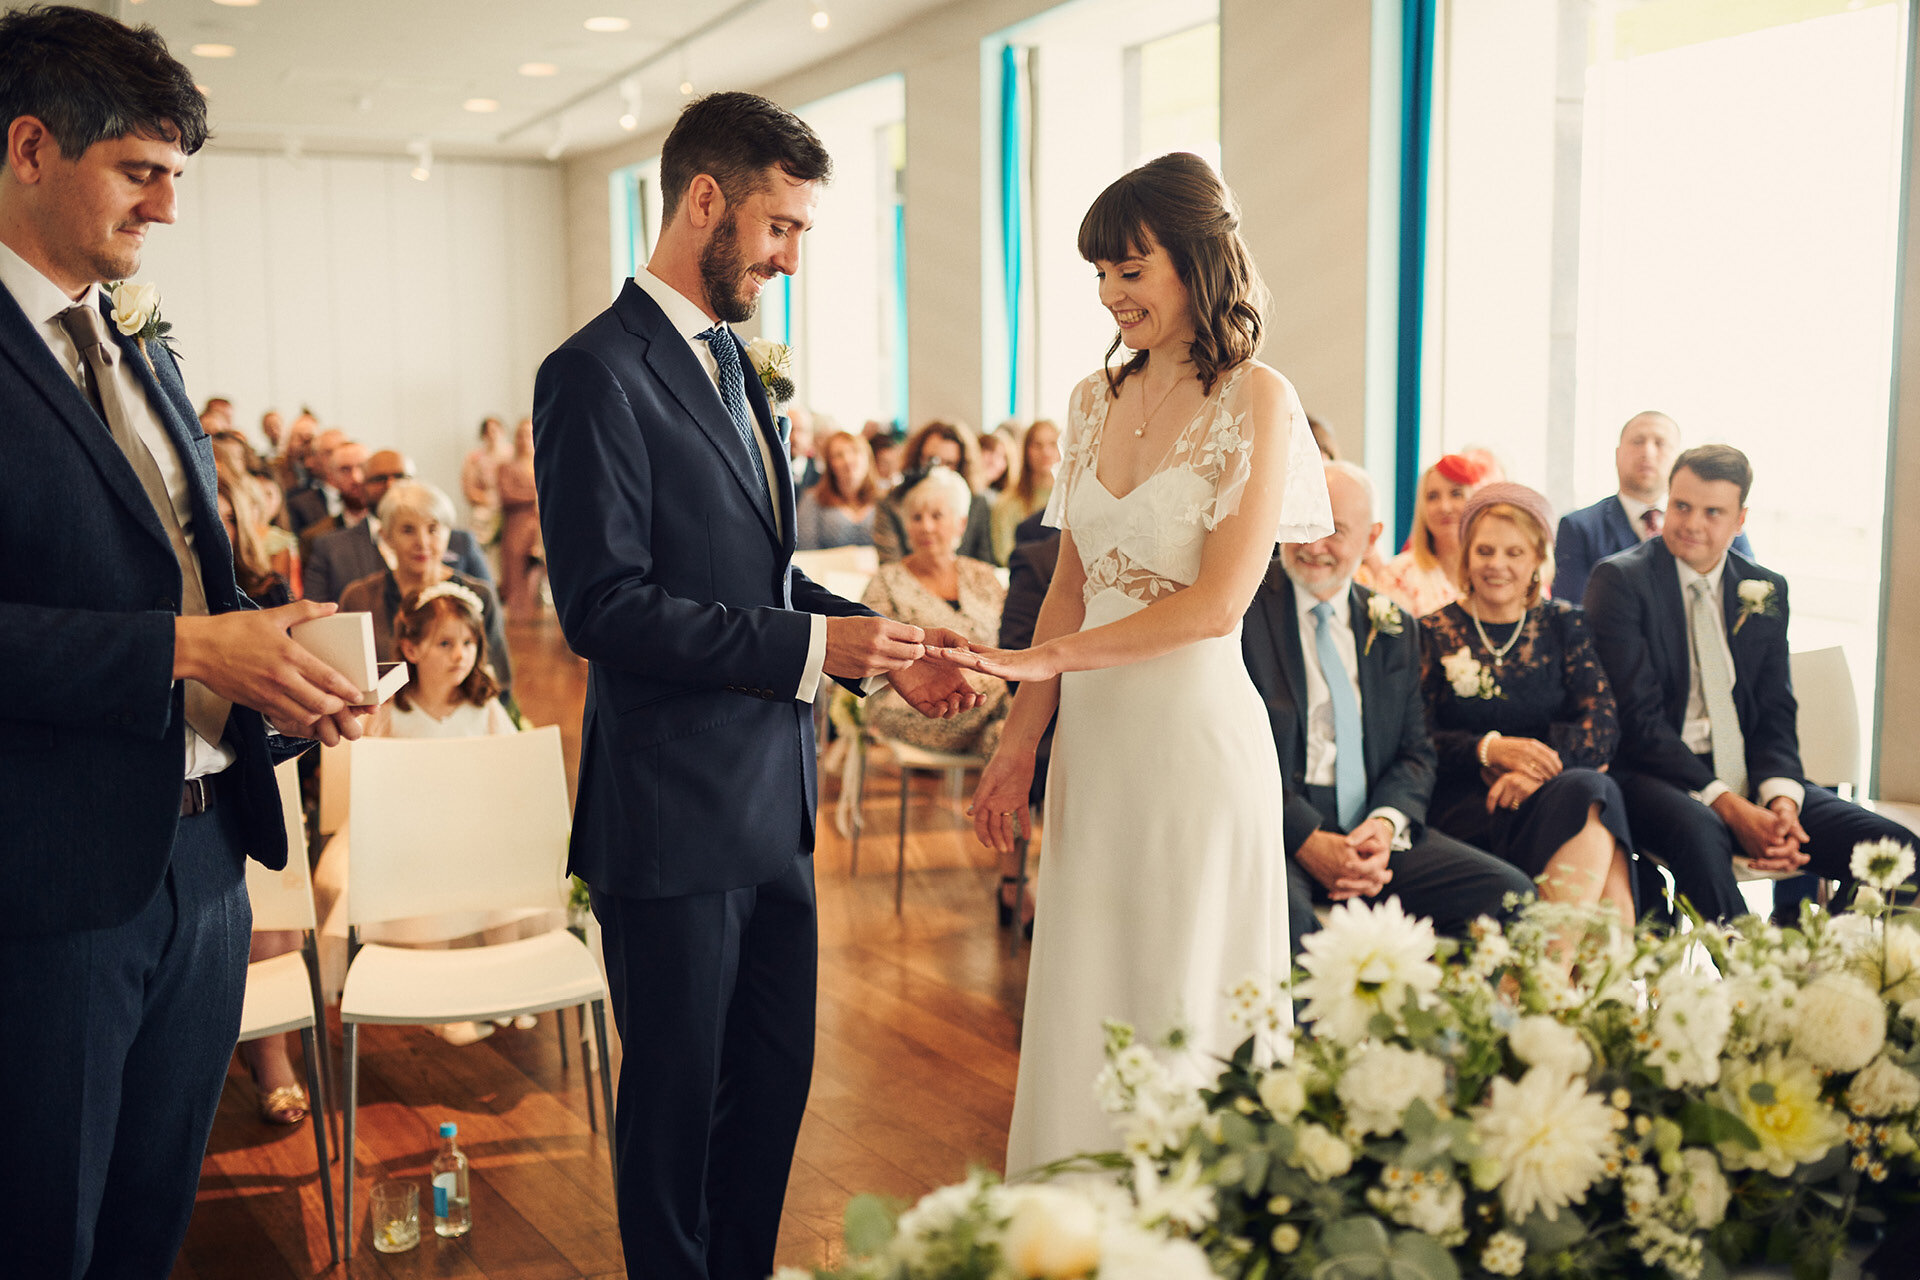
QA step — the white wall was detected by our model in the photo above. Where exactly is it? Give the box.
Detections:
[140,150,567,497]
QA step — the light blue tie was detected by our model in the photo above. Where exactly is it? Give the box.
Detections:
[696,326,771,508]
[1312,600,1367,831]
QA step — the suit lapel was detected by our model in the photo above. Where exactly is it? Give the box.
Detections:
[1261,568,1308,717]
[1604,496,1637,549]
[618,283,780,545]
[1349,585,1382,774]
[0,280,171,556]
[1646,541,1693,719]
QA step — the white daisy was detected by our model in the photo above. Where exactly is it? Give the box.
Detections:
[1296,898,1442,1045]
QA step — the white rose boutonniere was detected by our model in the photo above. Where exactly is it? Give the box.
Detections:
[1441,647,1501,700]
[1732,578,1778,634]
[746,337,795,405]
[108,280,177,371]
[1363,594,1403,656]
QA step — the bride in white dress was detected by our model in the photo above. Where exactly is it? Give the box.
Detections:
[953,154,1333,1174]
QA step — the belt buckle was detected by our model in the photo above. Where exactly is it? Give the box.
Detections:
[184,776,211,815]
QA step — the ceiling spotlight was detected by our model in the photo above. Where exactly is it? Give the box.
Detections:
[464,98,499,113]
[810,2,830,31]
[618,76,642,131]
[679,49,694,97]
[583,16,630,33]
[190,43,236,58]
[407,139,433,182]
[519,61,558,77]
[211,0,261,7]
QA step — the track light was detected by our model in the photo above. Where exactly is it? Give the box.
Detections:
[406,139,433,182]
[810,2,830,31]
[618,76,642,131]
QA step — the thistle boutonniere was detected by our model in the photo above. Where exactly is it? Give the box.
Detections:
[108,280,178,372]
[1732,578,1778,634]
[1362,593,1403,656]
[1441,646,1502,700]
[746,336,794,405]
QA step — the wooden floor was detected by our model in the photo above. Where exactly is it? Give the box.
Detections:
[173,615,1030,1277]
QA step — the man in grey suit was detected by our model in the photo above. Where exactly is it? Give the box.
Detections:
[1242,461,1529,952]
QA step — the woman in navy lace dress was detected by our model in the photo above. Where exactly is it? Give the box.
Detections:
[1419,483,1636,930]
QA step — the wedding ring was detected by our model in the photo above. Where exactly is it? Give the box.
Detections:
[1001,810,1015,817]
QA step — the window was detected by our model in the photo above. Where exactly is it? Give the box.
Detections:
[1429,0,1908,765]
[608,158,660,300]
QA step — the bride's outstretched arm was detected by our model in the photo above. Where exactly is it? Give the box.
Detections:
[952,366,1298,688]
[969,530,1087,852]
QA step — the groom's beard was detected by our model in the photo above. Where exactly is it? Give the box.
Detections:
[699,210,772,325]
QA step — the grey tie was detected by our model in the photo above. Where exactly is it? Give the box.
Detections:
[695,325,772,509]
[1689,578,1745,797]
[61,303,230,748]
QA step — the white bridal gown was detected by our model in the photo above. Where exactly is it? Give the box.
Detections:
[1005,361,1333,1174]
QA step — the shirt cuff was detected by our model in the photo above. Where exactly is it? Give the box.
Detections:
[794,614,828,703]
[1367,807,1412,851]
[1691,780,1731,808]
[1757,778,1806,811]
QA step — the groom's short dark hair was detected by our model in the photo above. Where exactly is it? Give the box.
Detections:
[659,91,830,223]
[0,4,208,158]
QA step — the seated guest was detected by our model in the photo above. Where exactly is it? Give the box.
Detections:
[339,480,512,697]
[977,424,1015,500]
[787,405,821,493]
[215,468,288,607]
[1585,445,1911,922]
[859,467,1011,756]
[304,449,491,604]
[870,434,906,491]
[1556,411,1751,603]
[1357,452,1487,617]
[1244,461,1532,954]
[1419,483,1636,931]
[295,436,369,557]
[286,426,346,531]
[871,420,993,563]
[990,419,1061,566]
[460,416,510,545]
[795,429,881,550]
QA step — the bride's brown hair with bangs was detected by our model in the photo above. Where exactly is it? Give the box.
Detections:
[1077,152,1268,397]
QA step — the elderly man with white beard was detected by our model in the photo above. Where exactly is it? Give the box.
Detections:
[1241,461,1531,952]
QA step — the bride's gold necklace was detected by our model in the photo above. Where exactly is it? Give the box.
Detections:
[1132,374,1185,438]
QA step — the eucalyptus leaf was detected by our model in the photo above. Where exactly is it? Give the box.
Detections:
[1680,1100,1761,1150]
[842,1194,897,1256]
[1320,1215,1393,1260]
[1388,1228,1462,1280]
[1516,1206,1588,1254]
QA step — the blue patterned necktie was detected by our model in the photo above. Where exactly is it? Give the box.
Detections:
[696,325,771,508]
[1312,600,1367,830]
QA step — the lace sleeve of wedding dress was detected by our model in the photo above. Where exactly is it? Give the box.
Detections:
[1041,374,1104,532]
[1178,365,1333,542]
[1267,375,1335,544]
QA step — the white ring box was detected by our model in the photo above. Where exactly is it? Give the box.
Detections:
[289,611,410,705]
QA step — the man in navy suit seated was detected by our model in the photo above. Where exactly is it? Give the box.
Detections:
[1584,444,1911,922]
[1556,411,1751,603]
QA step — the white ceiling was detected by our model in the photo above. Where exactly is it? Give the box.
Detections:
[117,0,959,161]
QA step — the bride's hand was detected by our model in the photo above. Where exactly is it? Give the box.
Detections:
[939,642,1058,684]
[969,747,1036,854]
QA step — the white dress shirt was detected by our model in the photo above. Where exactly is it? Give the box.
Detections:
[1674,556,1801,811]
[1293,582,1409,846]
[0,239,235,778]
[1618,492,1661,539]
[632,268,833,703]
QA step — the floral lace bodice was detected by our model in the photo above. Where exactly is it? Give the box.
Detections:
[1043,363,1331,607]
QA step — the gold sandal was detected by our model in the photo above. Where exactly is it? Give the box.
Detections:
[258,1083,309,1126]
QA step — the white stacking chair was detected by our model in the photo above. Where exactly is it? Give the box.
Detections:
[846,730,985,910]
[1792,645,1920,843]
[337,727,614,1261]
[237,761,339,1263]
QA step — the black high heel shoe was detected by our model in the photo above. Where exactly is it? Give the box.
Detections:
[996,876,1020,928]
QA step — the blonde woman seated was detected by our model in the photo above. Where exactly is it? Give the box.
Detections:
[990,418,1062,565]
[1417,483,1635,930]
[1359,452,1487,616]
[859,466,1011,757]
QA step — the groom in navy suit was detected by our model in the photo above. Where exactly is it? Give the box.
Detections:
[533,93,978,1280]
[1584,444,1911,921]
[0,9,367,1276]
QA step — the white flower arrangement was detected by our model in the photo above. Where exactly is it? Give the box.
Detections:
[1363,593,1403,656]
[746,336,796,405]
[1440,646,1501,700]
[1732,577,1779,634]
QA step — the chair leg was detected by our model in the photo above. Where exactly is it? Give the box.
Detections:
[300,940,341,1161]
[557,1004,570,1072]
[896,762,910,914]
[580,1003,598,1135]
[299,1024,340,1264]
[342,1020,359,1262]
[590,1000,618,1181]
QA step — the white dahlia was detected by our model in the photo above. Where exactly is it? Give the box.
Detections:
[1337,1043,1451,1136]
[1472,1066,1617,1222]
[1847,1054,1920,1118]
[1296,898,1442,1045]
[1508,1015,1592,1081]
[1792,971,1886,1074]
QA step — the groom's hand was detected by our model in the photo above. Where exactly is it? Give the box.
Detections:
[888,660,983,719]
[824,616,927,678]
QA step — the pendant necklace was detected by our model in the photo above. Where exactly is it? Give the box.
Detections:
[1468,604,1525,667]
[1133,374,1184,438]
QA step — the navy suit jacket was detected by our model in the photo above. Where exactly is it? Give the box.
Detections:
[1555,494,1752,604]
[302,519,491,604]
[1241,562,1438,857]
[1583,537,1799,794]
[0,282,295,938]
[533,280,874,900]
